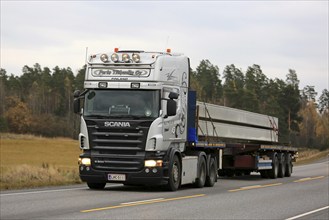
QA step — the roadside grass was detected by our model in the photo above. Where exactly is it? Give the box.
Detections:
[295,148,329,165]
[0,133,81,190]
[0,133,328,190]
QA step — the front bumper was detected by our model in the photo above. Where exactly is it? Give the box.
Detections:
[79,164,169,186]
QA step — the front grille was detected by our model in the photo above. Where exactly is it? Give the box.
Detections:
[86,119,151,172]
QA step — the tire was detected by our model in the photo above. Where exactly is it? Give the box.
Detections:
[205,157,217,187]
[268,153,279,179]
[165,154,181,191]
[278,153,286,178]
[87,182,106,190]
[194,156,206,188]
[285,153,293,177]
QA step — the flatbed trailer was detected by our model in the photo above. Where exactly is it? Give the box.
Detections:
[186,91,298,179]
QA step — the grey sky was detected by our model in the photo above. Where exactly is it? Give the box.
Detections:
[1,0,328,96]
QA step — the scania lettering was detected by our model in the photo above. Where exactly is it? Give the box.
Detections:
[74,49,297,191]
[104,122,131,127]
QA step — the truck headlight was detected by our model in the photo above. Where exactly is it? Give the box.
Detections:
[79,158,91,166]
[100,54,109,62]
[144,160,162,167]
[122,53,130,63]
[111,53,119,62]
[132,53,140,63]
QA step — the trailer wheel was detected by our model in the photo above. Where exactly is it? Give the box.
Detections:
[195,156,206,188]
[278,153,286,178]
[205,157,217,187]
[87,182,106,190]
[166,155,181,191]
[285,153,293,177]
[268,153,279,179]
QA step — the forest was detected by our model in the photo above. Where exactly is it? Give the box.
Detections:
[0,61,328,150]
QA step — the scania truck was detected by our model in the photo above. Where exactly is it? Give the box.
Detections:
[73,48,297,191]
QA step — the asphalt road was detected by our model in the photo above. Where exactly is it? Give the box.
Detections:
[1,159,328,220]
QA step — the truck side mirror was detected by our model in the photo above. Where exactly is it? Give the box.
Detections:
[74,90,81,98]
[73,98,81,114]
[169,92,179,99]
[73,90,81,114]
[167,99,177,116]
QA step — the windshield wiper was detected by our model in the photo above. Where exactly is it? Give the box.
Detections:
[85,114,109,118]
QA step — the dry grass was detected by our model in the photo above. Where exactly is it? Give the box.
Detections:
[296,148,329,165]
[0,133,82,190]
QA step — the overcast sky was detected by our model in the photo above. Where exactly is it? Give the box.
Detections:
[1,0,328,97]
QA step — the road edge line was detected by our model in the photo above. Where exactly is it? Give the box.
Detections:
[285,206,329,220]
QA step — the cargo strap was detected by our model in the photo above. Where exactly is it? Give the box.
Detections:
[268,116,279,141]
[200,102,219,142]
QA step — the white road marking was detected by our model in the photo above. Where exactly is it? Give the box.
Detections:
[0,184,121,197]
[285,206,329,220]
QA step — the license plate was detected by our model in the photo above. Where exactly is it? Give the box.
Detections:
[108,174,126,181]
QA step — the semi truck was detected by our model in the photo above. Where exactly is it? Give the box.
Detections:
[73,48,297,191]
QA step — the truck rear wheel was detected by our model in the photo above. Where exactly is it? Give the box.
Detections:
[194,156,206,188]
[278,153,286,178]
[285,153,293,177]
[268,153,279,179]
[87,182,106,190]
[166,155,181,191]
[205,157,217,187]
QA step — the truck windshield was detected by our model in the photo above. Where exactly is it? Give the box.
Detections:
[84,89,160,118]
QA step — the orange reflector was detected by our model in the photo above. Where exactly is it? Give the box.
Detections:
[166,48,171,53]
[114,48,119,52]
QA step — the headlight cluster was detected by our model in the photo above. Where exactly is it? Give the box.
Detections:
[78,158,91,166]
[100,53,140,63]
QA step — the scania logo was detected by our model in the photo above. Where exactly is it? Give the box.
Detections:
[104,121,131,127]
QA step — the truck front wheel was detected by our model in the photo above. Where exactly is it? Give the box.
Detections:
[87,182,106,190]
[166,155,181,191]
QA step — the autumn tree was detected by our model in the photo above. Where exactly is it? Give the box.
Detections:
[4,96,32,133]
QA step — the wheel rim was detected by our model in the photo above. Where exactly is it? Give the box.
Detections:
[173,161,179,183]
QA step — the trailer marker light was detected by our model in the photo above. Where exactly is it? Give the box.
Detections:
[114,48,119,52]
[166,48,171,53]
[100,54,109,62]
